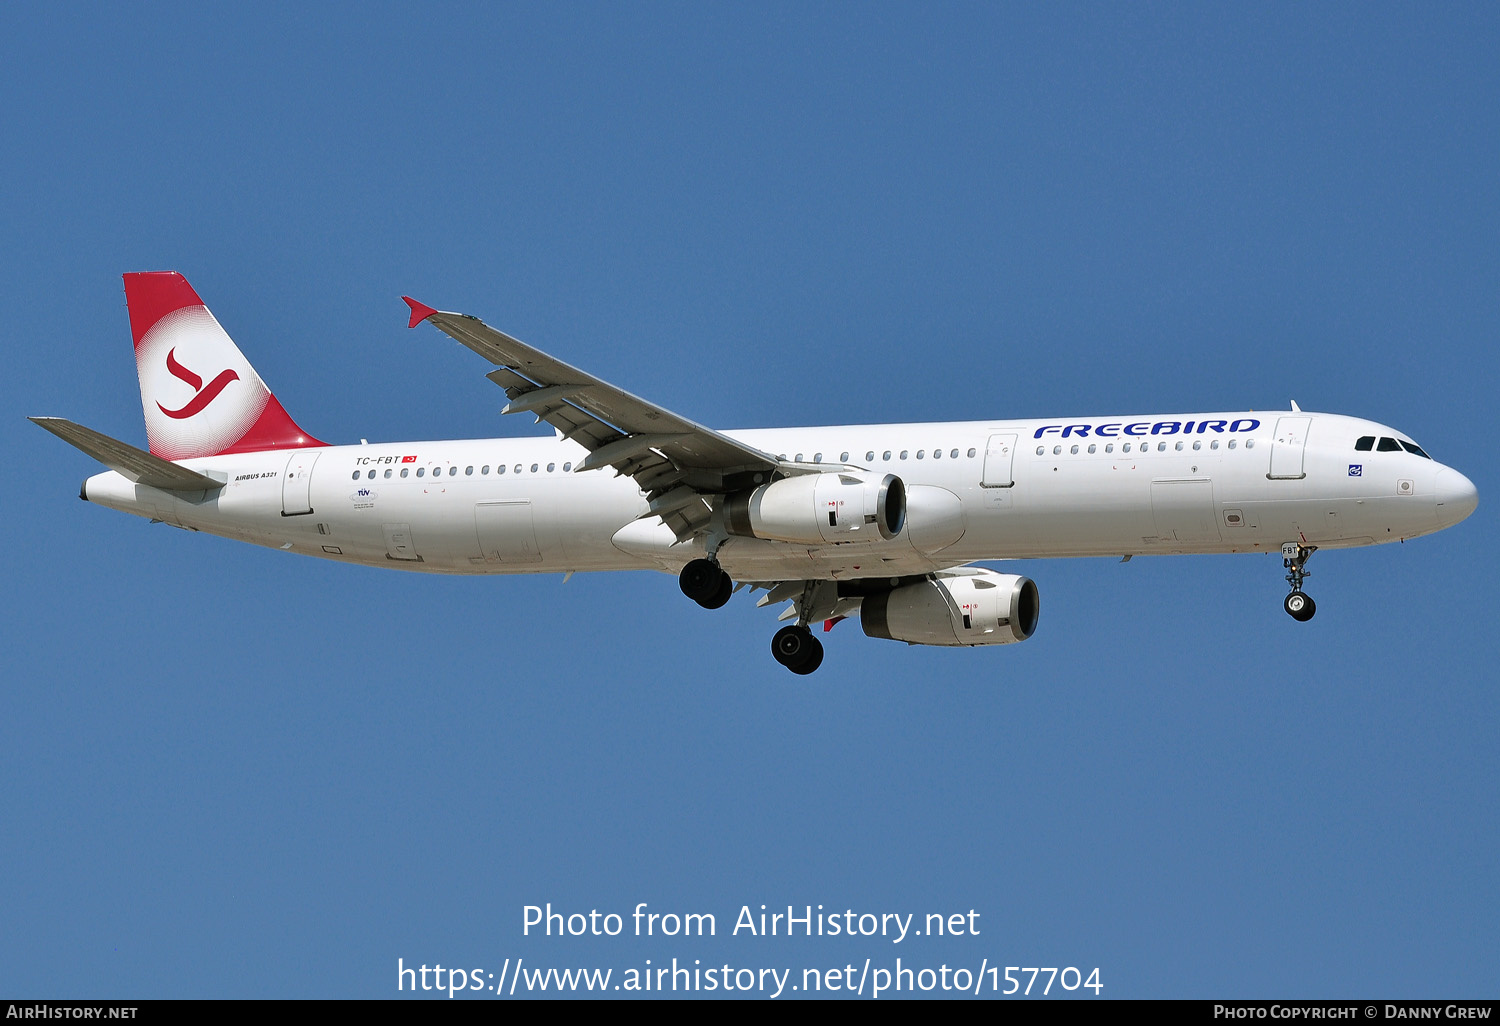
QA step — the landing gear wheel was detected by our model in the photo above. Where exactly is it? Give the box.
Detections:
[701,571,734,610]
[680,558,731,608]
[1281,543,1318,622]
[1284,591,1316,622]
[771,625,824,675]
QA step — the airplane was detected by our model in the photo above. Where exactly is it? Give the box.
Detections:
[32,272,1479,674]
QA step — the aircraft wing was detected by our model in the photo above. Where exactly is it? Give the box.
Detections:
[404,298,784,540]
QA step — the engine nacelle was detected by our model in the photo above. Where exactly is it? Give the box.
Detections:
[725,472,904,545]
[861,570,1039,647]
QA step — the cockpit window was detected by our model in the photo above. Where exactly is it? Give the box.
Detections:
[1354,436,1374,451]
[1399,440,1431,459]
[1377,437,1402,452]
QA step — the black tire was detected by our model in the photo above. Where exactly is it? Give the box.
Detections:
[789,634,824,675]
[1284,591,1316,622]
[700,570,734,610]
[771,625,823,674]
[679,558,722,604]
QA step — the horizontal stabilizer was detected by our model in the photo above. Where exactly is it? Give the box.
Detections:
[30,417,223,492]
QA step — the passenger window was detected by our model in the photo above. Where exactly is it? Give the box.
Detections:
[563,462,572,471]
[932,448,941,459]
[350,471,359,480]
[1088,443,1096,454]
[514,465,522,473]
[795,453,803,462]
[840,452,849,463]
[916,450,925,459]
[465,466,474,475]
[1210,440,1219,450]
[1157,442,1167,452]
[1246,439,1255,449]
[481,465,489,475]
[967,448,976,458]
[1378,437,1401,452]
[416,467,425,477]
[1123,443,1131,453]
[1355,436,1375,451]
[1070,445,1079,454]
[900,450,908,460]
[367,469,376,479]
[1192,440,1201,450]
[1105,443,1114,453]
[497,465,506,475]
[1052,445,1062,455]
[813,453,822,463]
[547,463,556,472]
[1174,441,1184,451]
[866,451,875,462]
[1228,440,1237,449]
[883,451,891,461]
[951,449,959,459]
[1036,446,1045,455]
[384,469,393,479]
[530,463,539,473]
[401,468,409,478]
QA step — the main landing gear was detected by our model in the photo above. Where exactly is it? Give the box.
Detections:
[679,559,826,675]
[1281,542,1317,622]
[679,557,733,609]
[771,624,824,675]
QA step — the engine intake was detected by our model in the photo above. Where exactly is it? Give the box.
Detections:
[861,570,1039,646]
[725,472,904,546]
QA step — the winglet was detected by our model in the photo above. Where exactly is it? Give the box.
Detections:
[402,296,438,329]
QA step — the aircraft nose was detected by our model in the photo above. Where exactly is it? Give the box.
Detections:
[1435,468,1478,526]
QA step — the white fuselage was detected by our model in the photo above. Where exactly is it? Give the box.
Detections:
[81,411,1475,581]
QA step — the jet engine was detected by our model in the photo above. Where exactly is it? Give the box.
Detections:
[725,472,905,545]
[861,569,1039,646]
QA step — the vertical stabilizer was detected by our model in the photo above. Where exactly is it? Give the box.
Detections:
[124,271,325,459]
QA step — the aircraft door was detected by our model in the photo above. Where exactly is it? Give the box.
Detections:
[1268,417,1311,480]
[281,450,321,515]
[475,501,543,563]
[981,433,1017,487]
[383,523,421,561]
[1151,480,1221,543]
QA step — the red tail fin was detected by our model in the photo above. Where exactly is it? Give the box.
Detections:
[124,272,325,459]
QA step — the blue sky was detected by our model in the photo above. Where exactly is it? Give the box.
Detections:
[2,2,1496,999]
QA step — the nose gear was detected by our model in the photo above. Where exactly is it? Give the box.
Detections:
[1281,542,1317,621]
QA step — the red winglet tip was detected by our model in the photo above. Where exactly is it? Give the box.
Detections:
[402,296,437,328]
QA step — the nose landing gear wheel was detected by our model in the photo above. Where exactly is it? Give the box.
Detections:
[1281,542,1318,622]
[680,558,732,609]
[771,625,824,675]
[1284,591,1316,621]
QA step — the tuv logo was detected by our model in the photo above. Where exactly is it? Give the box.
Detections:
[157,347,240,419]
